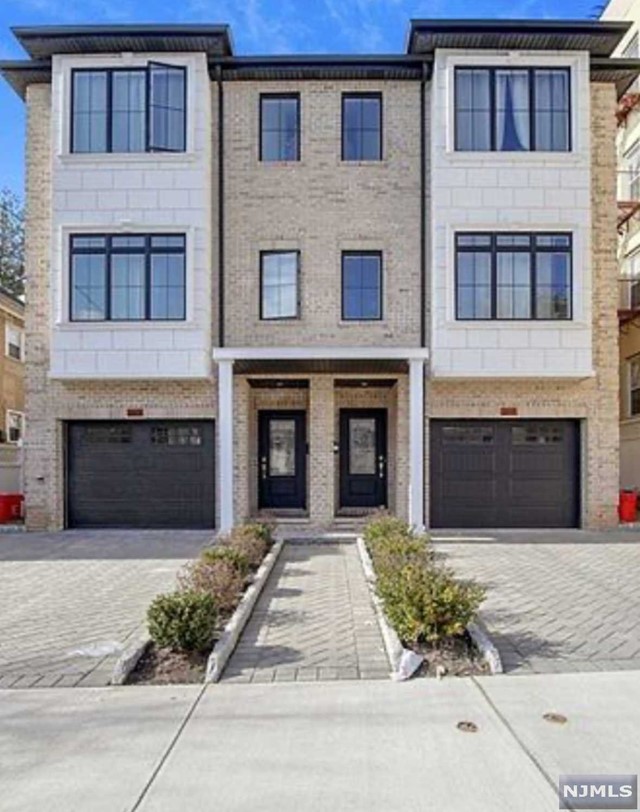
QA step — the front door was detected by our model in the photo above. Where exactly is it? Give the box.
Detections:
[258,411,307,510]
[339,409,387,509]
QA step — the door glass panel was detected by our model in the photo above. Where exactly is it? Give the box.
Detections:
[349,418,376,475]
[269,420,296,476]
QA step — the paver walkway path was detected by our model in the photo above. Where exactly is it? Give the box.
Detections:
[0,530,209,688]
[223,541,389,682]
[438,534,640,674]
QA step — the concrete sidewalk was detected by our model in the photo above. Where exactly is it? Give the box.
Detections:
[1,671,639,811]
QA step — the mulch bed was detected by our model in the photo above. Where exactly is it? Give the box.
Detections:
[127,643,211,685]
[414,632,489,678]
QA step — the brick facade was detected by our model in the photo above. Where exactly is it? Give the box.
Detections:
[21,72,620,531]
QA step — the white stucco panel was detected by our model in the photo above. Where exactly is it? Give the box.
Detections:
[430,49,593,378]
[48,51,213,380]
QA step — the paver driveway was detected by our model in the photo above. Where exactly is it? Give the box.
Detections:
[223,541,389,683]
[437,530,640,674]
[0,530,210,688]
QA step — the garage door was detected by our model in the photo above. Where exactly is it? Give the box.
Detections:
[430,420,579,528]
[67,421,215,529]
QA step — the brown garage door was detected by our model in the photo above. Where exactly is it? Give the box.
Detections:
[430,420,579,528]
[67,420,215,529]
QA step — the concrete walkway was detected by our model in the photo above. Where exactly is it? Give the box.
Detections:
[2,671,639,811]
[223,542,389,682]
[0,531,210,688]
[438,532,640,674]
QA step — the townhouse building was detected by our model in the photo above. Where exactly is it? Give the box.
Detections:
[0,19,635,532]
[602,0,640,492]
[0,288,25,445]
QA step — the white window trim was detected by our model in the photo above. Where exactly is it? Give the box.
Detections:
[440,50,585,159]
[5,324,24,363]
[54,52,199,158]
[6,410,24,445]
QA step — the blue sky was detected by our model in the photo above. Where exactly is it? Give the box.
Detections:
[0,0,600,195]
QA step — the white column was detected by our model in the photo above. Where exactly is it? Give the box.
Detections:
[408,358,425,531]
[218,359,234,533]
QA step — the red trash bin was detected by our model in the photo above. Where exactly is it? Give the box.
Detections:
[0,494,23,523]
[619,489,638,523]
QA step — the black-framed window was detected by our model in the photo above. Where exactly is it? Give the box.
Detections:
[455,233,572,321]
[260,251,299,320]
[260,95,300,162]
[630,354,640,417]
[71,63,186,154]
[342,252,382,321]
[70,234,186,322]
[342,94,382,161]
[455,67,570,152]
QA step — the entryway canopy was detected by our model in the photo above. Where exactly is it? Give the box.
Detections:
[212,346,429,532]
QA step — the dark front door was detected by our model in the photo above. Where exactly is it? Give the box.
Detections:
[258,411,307,510]
[67,420,215,529]
[430,419,579,528]
[340,409,387,509]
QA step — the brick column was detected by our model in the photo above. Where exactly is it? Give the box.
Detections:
[308,375,335,526]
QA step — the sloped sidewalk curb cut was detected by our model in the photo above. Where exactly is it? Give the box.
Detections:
[205,539,284,683]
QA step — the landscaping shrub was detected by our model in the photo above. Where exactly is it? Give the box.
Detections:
[200,545,250,578]
[226,523,272,569]
[147,590,217,653]
[178,555,246,614]
[363,512,414,547]
[376,563,485,647]
[363,513,433,571]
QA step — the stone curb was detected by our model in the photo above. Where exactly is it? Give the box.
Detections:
[205,539,284,683]
[467,618,503,675]
[110,628,149,686]
[356,537,405,676]
[357,536,502,678]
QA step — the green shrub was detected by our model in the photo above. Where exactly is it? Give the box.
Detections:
[226,524,270,569]
[376,564,485,647]
[147,590,217,652]
[178,556,246,614]
[363,511,413,547]
[200,545,250,577]
[363,512,433,572]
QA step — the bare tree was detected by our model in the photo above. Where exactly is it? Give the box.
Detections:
[0,188,25,298]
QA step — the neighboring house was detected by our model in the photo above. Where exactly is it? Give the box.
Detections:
[601,0,640,491]
[0,288,25,446]
[0,19,635,532]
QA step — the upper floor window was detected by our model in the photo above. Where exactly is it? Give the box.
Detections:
[70,234,186,322]
[71,63,186,154]
[260,95,300,162]
[623,33,639,59]
[342,94,382,161]
[454,67,570,152]
[342,252,382,321]
[6,411,23,444]
[630,354,640,417]
[455,232,572,321]
[5,324,24,362]
[260,251,299,319]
